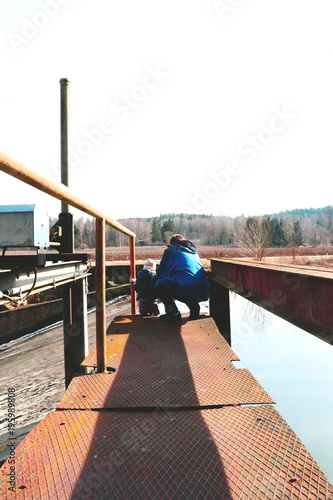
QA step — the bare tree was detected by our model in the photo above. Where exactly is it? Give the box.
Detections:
[237,217,271,260]
[284,221,297,260]
[284,218,304,261]
[325,206,333,245]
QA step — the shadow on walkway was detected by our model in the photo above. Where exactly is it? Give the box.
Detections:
[71,315,233,499]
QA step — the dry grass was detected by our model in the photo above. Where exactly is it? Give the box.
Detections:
[264,255,333,269]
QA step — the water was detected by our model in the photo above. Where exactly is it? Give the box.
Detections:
[229,292,333,483]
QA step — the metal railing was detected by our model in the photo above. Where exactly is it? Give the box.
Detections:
[0,150,136,373]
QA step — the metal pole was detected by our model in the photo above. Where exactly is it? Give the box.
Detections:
[59,77,84,387]
[130,235,136,314]
[209,278,231,345]
[63,283,73,388]
[96,217,106,372]
[60,78,70,214]
[62,281,88,388]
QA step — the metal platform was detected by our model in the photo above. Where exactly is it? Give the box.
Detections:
[81,314,240,370]
[1,315,332,499]
[69,315,274,408]
[1,406,332,499]
[57,366,274,409]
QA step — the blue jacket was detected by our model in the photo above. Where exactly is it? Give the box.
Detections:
[152,240,209,303]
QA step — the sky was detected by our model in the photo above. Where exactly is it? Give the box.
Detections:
[0,0,332,221]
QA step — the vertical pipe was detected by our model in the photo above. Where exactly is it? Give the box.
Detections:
[130,235,136,314]
[60,77,76,388]
[96,217,106,372]
[60,78,70,214]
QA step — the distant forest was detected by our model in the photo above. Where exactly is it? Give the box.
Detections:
[66,206,333,250]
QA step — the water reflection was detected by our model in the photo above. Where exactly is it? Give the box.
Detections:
[230,292,333,483]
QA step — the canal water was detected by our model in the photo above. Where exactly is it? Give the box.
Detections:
[228,292,333,483]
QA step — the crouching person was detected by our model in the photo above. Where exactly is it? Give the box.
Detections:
[151,234,209,321]
[131,259,159,316]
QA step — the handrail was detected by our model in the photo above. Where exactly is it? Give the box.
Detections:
[0,151,135,238]
[0,150,137,375]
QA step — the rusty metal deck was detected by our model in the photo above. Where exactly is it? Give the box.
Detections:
[57,367,274,409]
[1,406,332,499]
[61,315,273,409]
[81,314,240,370]
[1,315,332,499]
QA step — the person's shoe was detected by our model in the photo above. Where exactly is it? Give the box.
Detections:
[159,302,181,322]
[188,302,200,320]
[159,311,181,321]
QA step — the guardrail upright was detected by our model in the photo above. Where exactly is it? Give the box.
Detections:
[130,235,136,315]
[96,217,106,373]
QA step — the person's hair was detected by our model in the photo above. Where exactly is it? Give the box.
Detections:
[169,234,185,245]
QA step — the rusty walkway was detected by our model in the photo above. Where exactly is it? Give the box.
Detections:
[1,315,332,499]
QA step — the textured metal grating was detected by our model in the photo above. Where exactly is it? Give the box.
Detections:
[2,315,332,499]
[1,406,332,499]
[65,314,273,408]
[57,364,274,409]
[82,315,240,370]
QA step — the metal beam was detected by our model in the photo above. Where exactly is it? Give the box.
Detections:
[63,278,88,388]
[0,259,89,304]
[211,258,333,345]
[209,278,231,345]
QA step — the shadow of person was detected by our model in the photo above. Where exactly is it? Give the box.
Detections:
[70,315,233,499]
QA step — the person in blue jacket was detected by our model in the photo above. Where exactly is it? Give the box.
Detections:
[151,234,209,321]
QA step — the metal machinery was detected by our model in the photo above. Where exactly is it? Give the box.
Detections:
[0,204,90,307]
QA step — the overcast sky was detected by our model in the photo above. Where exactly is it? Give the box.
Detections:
[1,0,332,221]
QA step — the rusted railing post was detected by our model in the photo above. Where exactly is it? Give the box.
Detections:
[96,217,106,372]
[130,235,136,314]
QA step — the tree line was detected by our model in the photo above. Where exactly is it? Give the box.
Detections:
[68,206,333,251]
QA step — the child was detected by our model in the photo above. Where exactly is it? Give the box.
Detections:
[131,259,159,316]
